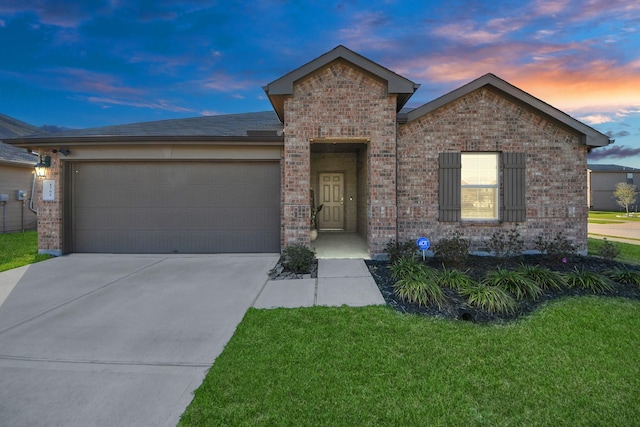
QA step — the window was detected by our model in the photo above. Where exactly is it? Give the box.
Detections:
[461,153,499,219]
[628,173,634,185]
[439,152,526,222]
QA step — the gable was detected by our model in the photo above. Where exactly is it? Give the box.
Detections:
[264,45,419,121]
[404,74,611,148]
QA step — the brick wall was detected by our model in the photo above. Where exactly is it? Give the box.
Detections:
[35,151,64,255]
[397,87,589,253]
[283,60,398,256]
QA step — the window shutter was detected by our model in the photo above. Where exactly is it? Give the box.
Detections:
[503,152,526,222]
[439,152,461,221]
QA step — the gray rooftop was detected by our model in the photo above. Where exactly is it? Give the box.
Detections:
[0,114,41,165]
[13,111,283,140]
[588,164,640,173]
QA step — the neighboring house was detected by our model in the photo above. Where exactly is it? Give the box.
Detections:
[0,114,40,233]
[588,164,640,211]
[6,45,611,257]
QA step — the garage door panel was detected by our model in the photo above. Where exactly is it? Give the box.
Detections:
[72,162,280,253]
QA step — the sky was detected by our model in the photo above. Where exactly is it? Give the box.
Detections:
[1,0,639,168]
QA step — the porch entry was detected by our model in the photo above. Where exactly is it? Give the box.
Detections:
[318,172,344,230]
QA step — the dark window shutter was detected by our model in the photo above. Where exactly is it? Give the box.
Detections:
[503,152,526,222]
[439,152,461,222]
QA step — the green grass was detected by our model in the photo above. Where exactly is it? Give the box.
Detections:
[0,231,52,272]
[588,238,640,265]
[179,301,640,426]
[589,210,640,222]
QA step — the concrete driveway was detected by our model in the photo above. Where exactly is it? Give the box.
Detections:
[0,253,279,427]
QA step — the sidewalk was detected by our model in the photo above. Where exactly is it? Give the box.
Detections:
[253,258,385,308]
[588,221,640,245]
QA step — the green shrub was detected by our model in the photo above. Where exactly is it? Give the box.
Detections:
[606,267,640,286]
[461,285,516,314]
[391,257,444,307]
[518,265,566,290]
[565,267,612,293]
[482,268,542,300]
[535,232,577,258]
[434,231,470,266]
[598,238,620,260]
[281,244,315,273]
[435,267,476,292]
[384,240,417,264]
[487,226,524,258]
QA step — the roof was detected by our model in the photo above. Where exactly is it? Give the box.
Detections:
[405,73,612,148]
[0,113,41,165]
[263,45,420,122]
[588,164,640,173]
[7,111,284,147]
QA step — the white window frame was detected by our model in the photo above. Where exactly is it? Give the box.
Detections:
[461,153,499,220]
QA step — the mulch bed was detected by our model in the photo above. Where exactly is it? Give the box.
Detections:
[366,254,640,324]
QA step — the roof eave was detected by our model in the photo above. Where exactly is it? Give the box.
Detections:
[7,135,285,149]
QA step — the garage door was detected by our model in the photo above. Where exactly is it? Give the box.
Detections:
[71,162,281,253]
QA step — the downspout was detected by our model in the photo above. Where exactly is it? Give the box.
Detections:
[29,172,38,214]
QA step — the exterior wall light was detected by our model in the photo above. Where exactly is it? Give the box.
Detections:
[34,155,51,178]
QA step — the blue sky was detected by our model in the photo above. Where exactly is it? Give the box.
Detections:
[1,0,639,168]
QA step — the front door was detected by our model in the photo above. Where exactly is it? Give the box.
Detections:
[319,173,344,230]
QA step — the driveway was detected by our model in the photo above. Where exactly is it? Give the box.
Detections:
[0,253,278,427]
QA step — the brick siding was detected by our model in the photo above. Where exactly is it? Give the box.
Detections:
[283,60,398,256]
[397,87,589,253]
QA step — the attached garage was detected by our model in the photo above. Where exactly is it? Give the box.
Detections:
[69,161,281,254]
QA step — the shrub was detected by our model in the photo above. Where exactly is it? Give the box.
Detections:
[461,285,516,314]
[435,267,476,292]
[384,240,417,264]
[565,267,612,293]
[606,267,640,286]
[434,231,470,266]
[487,226,524,258]
[281,244,315,273]
[518,265,566,290]
[598,238,620,260]
[535,232,577,258]
[391,257,444,307]
[482,268,542,300]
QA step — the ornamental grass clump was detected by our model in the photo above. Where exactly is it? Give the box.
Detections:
[483,267,542,300]
[606,267,640,286]
[391,257,444,307]
[460,284,516,314]
[435,267,476,292]
[565,267,613,293]
[518,264,566,290]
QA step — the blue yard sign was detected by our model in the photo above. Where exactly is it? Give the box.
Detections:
[416,237,430,260]
[417,237,430,251]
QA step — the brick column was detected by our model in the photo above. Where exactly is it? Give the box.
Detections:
[282,104,311,248]
[36,151,64,256]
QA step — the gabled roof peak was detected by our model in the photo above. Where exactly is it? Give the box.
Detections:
[263,45,419,121]
[406,73,611,148]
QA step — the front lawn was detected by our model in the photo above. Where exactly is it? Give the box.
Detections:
[588,238,640,265]
[0,231,51,272]
[180,301,640,426]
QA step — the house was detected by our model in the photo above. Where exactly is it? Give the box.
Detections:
[588,164,640,211]
[6,45,611,257]
[0,114,41,233]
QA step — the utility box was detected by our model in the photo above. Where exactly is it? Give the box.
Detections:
[0,194,8,202]
[17,190,27,201]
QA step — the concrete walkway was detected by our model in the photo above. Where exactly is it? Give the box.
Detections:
[254,259,385,308]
